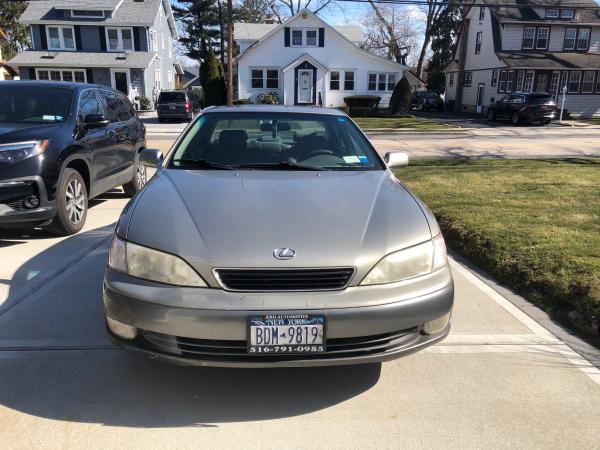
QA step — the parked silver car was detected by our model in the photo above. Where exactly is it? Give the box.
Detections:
[103,106,454,367]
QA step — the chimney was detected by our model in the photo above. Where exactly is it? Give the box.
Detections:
[265,14,274,24]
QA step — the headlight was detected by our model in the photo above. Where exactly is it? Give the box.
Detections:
[0,140,49,164]
[361,234,448,285]
[108,235,207,287]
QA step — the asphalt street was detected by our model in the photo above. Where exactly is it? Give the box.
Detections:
[1,174,599,448]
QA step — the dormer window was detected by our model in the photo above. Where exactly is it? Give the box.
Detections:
[577,28,590,50]
[522,27,535,49]
[536,27,549,49]
[106,27,134,52]
[561,9,574,19]
[47,26,76,51]
[291,29,302,46]
[71,9,105,18]
[545,9,559,19]
[291,28,318,47]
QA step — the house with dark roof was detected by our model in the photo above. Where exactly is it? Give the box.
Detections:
[8,0,182,104]
[445,0,600,117]
[233,10,408,106]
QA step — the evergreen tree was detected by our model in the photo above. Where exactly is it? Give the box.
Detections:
[0,1,30,60]
[200,47,225,106]
[236,0,269,23]
[172,0,221,63]
[426,4,462,94]
[389,76,411,113]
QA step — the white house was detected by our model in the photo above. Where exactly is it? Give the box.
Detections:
[234,10,409,107]
[445,0,600,117]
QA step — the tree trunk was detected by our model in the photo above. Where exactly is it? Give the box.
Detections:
[416,33,431,79]
[217,0,226,69]
[226,0,234,105]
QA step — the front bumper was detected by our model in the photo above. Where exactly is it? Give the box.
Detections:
[0,176,56,226]
[103,267,454,367]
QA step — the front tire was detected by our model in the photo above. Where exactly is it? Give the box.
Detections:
[511,112,520,126]
[47,168,88,236]
[123,154,147,197]
[487,109,496,122]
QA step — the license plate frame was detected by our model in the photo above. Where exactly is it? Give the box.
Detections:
[247,313,326,355]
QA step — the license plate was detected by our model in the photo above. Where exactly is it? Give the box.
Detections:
[169,104,176,109]
[248,314,325,354]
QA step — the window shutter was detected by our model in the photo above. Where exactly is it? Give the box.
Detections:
[284,27,290,47]
[133,27,141,51]
[74,26,82,50]
[99,27,106,51]
[86,69,94,83]
[318,28,324,47]
[29,68,36,80]
[40,25,47,50]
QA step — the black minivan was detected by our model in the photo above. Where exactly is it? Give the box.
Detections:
[0,81,147,235]
[156,90,201,122]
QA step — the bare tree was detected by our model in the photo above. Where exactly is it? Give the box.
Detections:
[361,3,419,66]
[266,0,334,22]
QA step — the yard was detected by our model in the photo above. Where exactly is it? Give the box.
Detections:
[396,158,600,341]
[354,116,456,132]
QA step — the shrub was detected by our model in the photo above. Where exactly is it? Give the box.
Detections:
[200,47,225,106]
[138,96,152,110]
[389,76,411,113]
[343,95,381,109]
[232,98,251,105]
[256,91,280,104]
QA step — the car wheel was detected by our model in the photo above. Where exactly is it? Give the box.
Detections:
[541,119,551,126]
[487,109,496,121]
[123,154,147,197]
[511,112,520,126]
[47,168,88,236]
[418,103,424,111]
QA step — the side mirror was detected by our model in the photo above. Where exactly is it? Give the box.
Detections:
[384,151,409,169]
[139,148,164,168]
[84,114,110,129]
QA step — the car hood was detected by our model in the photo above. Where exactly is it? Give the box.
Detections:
[0,122,64,144]
[124,169,433,284]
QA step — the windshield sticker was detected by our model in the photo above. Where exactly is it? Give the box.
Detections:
[343,156,360,164]
[337,117,346,122]
[358,156,369,164]
[42,115,59,121]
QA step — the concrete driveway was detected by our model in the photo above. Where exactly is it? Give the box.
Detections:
[0,193,599,448]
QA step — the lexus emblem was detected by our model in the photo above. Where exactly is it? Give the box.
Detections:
[273,248,296,260]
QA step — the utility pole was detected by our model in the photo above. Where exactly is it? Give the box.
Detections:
[226,0,234,106]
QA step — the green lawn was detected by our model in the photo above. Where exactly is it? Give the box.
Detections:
[354,116,456,132]
[395,158,600,341]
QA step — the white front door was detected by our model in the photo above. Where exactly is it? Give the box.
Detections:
[298,69,313,103]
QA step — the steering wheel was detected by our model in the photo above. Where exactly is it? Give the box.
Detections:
[305,149,335,158]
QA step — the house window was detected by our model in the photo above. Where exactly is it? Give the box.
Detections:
[581,71,595,93]
[564,28,576,50]
[475,32,482,54]
[449,72,455,87]
[516,71,525,91]
[154,69,162,92]
[306,29,317,47]
[368,72,397,91]
[491,70,498,86]
[149,30,156,52]
[596,71,600,93]
[291,29,303,46]
[577,28,590,50]
[36,68,86,82]
[568,71,581,93]
[546,9,559,19]
[368,73,377,90]
[71,9,104,18]
[536,73,549,92]
[536,27,549,49]
[46,26,76,51]
[523,71,534,93]
[498,70,507,92]
[506,70,515,92]
[266,69,279,88]
[378,73,386,90]
[561,9,574,19]
[251,69,264,88]
[522,27,535,49]
[464,72,473,87]
[479,6,485,21]
[550,71,560,98]
[106,28,134,52]
[250,68,279,89]
[345,71,355,90]
[330,71,340,90]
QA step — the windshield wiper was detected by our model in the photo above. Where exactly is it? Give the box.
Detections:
[173,159,235,170]
[237,161,326,171]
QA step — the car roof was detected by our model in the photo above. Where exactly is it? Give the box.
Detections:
[0,80,117,92]
[204,105,347,116]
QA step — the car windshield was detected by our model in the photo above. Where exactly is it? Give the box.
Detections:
[159,92,186,103]
[0,86,72,124]
[170,112,385,171]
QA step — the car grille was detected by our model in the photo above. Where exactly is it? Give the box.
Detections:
[214,268,355,291]
[140,327,420,362]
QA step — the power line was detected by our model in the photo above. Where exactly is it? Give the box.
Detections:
[334,0,600,10]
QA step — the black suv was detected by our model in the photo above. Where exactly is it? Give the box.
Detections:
[411,91,444,111]
[487,93,557,125]
[156,90,201,122]
[0,81,147,235]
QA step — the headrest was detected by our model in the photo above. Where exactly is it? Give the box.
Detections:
[219,129,248,152]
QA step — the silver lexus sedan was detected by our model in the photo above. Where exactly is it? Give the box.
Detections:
[103,105,454,367]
